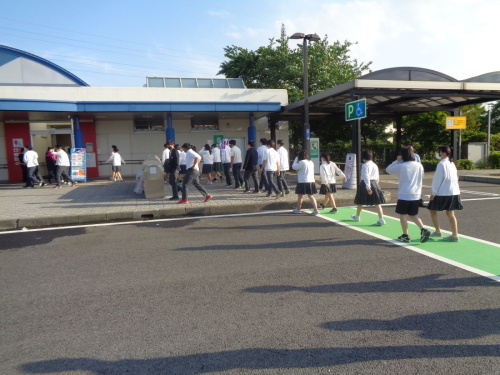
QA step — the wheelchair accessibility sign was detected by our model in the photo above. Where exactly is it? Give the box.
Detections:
[345,99,367,121]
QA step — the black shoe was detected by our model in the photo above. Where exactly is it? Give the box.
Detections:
[212,178,217,182]
[266,193,271,197]
[168,197,179,200]
[420,228,431,243]
[397,234,410,243]
[319,203,325,210]
[252,190,260,194]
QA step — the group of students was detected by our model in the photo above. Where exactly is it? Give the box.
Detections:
[20,145,76,189]
[352,144,463,243]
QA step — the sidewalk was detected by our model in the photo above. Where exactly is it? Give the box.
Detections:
[0,173,369,231]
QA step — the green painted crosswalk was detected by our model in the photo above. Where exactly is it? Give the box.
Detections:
[317,207,500,279]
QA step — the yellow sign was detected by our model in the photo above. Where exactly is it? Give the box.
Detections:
[445,116,467,130]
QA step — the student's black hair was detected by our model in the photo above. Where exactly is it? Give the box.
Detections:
[277,139,284,146]
[266,139,275,148]
[248,140,255,147]
[229,139,236,146]
[437,145,453,162]
[298,149,310,161]
[362,150,373,161]
[320,153,331,164]
[181,143,191,150]
[204,144,212,154]
[401,147,415,162]
[211,144,217,148]
[260,138,267,145]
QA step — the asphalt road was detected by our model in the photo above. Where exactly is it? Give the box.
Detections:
[1,181,499,375]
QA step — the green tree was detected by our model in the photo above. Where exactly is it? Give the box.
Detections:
[402,112,450,158]
[218,34,371,152]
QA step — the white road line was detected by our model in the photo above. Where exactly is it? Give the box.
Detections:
[314,210,500,283]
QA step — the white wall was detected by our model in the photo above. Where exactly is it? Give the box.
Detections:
[95,117,289,177]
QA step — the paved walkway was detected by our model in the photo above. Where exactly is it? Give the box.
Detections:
[0,173,361,230]
[1,169,497,231]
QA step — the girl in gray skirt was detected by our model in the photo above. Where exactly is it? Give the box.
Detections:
[351,150,386,225]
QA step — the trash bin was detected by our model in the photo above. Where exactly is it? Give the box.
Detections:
[142,155,165,198]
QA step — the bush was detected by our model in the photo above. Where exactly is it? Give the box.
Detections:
[491,133,500,152]
[421,159,439,172]
[457,159,475,170]
[489,152,500,169]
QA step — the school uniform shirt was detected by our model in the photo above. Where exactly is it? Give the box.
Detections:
[229,146,243,164]
[162,148,170,164]
[263,148,280,172]
[179,151,186,166]
[257,144,268,165]
[361,160,380,190]
[106,152,124,166]
[211,147,221,163]
[386,160,424,201]
[277,146,289,171]
[185,149,202,171]
[292,158,316,183]
[320,161,345,185]
[23,150,39,167]
[53,150,70,166]
[431,157,460,196]
[199,149,213,164]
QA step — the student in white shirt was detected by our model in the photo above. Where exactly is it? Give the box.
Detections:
[178,143,212,204]
[386,148,430,243]
[199,144,214,184]
[162,143,170,181]
[52,144,76,188]
[106,145,125,181]
[257,138,269,191]
[351,150,386,224]
[319,153,346,213]
[427,145,463,242]
[292,149,319,215]
[229,140,244,189]
[260,139,282,198]
[211,144,223,182]
[276,140,290,195]
[221,145,233,187]
[23,145,46,188]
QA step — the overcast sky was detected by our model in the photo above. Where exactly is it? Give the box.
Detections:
[1,0,498,87]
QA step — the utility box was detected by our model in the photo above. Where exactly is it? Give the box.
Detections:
[142,156,165,199]
[464,142,487,165]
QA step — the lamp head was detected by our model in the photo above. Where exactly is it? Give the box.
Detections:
[289,32,305,39]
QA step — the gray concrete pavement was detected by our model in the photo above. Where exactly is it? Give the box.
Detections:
[0,172,380,231]
[1,213,499,374]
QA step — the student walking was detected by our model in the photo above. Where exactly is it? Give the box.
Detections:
[23,145,45,188]
[178,143,212,204]
[319,153,346,213]
[257,138,269,192]
[229,140,244,189]
[53,145,76,188]
[351,150,386,224]
[211,144,223,182]
[221,145,233,187]
[292,150,319,215]
[45,147,57,184]
[199,144,214,184]
[106,145,125,181]
[260,139,282,198]
[386,148,430,243]
[276,140,290,195]
[162,143,170,182]
[427,145,463,242]
[242,140,259,193]
[166,140,180,200]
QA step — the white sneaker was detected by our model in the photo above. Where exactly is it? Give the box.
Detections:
[375,218,386,226]
[351,215,360,222]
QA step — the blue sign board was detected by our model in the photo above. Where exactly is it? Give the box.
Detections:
[70,148,87,182]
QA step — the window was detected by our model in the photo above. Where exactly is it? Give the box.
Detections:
[191,118,219,131]
[197,79,213,88]
[165,78,181,87]
[134,118,165,132]
[147,78,165,87]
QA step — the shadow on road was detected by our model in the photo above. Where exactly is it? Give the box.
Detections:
[242,274,499,294]
[322,308,500,340]
[20,344,500,374]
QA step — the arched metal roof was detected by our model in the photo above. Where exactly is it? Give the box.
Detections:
[360,67,458,82]
[0,45,89,87]
[463,71,500,83]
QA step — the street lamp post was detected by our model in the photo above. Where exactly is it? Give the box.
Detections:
[487,103,493,160]
[289,32,320,156]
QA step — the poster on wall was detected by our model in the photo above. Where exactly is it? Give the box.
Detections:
[70,148,87,182]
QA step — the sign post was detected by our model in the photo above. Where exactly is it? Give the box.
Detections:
[310,138,320,174]
[345,98,367,186]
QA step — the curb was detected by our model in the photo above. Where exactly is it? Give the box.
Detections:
[459,175,500,184]
[2,193,391,231]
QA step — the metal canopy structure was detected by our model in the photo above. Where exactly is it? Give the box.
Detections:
[275,67,500,122]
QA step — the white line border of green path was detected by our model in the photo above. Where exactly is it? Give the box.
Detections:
[316,210,500,283]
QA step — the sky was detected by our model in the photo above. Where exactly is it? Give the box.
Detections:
[1,0,499,87]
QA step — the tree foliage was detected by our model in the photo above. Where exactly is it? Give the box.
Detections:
[218,34,372,152]
[402,112,450,158]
